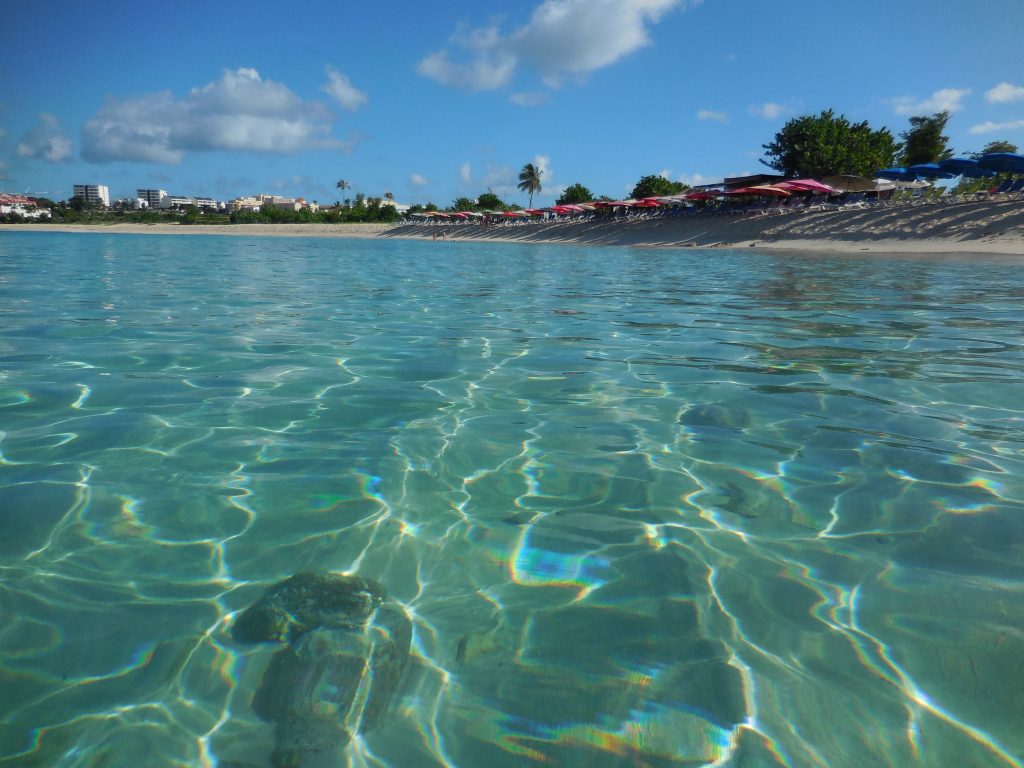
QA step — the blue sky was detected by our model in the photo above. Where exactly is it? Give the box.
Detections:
[2,0,1023,206]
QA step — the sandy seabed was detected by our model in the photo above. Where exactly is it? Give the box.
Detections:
[3,198,1024,256]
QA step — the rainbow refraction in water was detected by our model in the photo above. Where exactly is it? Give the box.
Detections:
[0,231,1022,767]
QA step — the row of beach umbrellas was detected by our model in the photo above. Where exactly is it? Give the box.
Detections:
[877,152,1024,182]
[411,152,1024,220]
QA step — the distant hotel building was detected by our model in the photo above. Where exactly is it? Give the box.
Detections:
[73,184,110,207]
[159,195,220,211]
[136,188,167,208]
[227,194,319,212]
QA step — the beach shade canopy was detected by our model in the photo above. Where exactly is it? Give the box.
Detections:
[876,167,918,181]
[977,152,1024,174]
[907,163,955,179]
[632,199,662,207]
[938,158,997,178]
[777,179,838,195]
[684,191,719,200]
[822,175,884,192]
[725,185,790,196]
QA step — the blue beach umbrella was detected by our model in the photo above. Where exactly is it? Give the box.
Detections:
[876,167,917,181]
[938,158,997,178]
[907,163,955,179]
[977,152,1024,174]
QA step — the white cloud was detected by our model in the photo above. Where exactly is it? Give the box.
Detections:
[418,0,692,91]
[968,118,1024,135]
[658,168,671,179]
[16,113,73,162]
[985,82,1024,104]
[410,173,429,186]
[532,154,553,187]
[749,102,789,119]
[417,25,518,91]
[887,88,970,115]
[321,65,367,111]
[82,68,343,164]
[678,172,720,186]
[510,91,549,107]
[459,161,472,183]
[697,108,727,122]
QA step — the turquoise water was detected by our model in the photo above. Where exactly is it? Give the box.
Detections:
[1,231,1023,768]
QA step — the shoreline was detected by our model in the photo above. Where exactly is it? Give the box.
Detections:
[3,199,1023,255]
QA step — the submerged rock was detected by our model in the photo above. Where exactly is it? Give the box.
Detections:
[234,573,411,768]
[232,572,386,644]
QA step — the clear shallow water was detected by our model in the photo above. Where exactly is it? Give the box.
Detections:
[1,231,1023,768]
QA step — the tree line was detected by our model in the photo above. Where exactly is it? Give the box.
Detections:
[760,109,1016,179]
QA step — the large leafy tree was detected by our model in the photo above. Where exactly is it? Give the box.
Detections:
[901,111,954,165]
[971,139,1018,158]
[762,109,900,178]
[477,191,505,209]
[451,196,477,211]
[517,163,543,208]
[556,183,595,205]
[630,175,687,199]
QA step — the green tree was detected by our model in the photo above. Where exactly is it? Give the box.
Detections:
[971,140,1018,158]
[181,205,201,225]
[336,179,349,195]
[424,202,439,212]
[556,183,594,205]
[451,196,477,211]
[477,191,505,210]
[630,175,687,199]
[901,111,954,166]
[762,109,900,178]
[517,163,543,208]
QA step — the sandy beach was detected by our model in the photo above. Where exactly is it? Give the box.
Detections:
[3,198,1023,255]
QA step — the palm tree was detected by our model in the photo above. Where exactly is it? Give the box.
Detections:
[336,179,349,196]
[518,163,543,208]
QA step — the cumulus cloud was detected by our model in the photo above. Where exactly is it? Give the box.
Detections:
[749,102,789,119]
[510,91,549,107]
[418,25,518,91]
[887,88,970,115]
[16,113,73,162]
[985,82,1024,104]
[321,65,368,111]
[82,68,344,164]
[678,172,720,186]
[697,108,727,122]
[532,154,554,186]
[418,0,692,91]
[410,173,429,186]
[968,118,1024,135]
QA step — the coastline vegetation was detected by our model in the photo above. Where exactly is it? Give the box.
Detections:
[3,111,1018,227]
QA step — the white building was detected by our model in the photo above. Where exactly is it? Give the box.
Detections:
[136,188,167,208]
[227,194,317,212]
[73,184,110,207]
[0,194,49,219]
[158,195,220,211]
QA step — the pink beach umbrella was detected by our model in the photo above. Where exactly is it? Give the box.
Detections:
[725,186,790,197]
[776,179,838,195]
